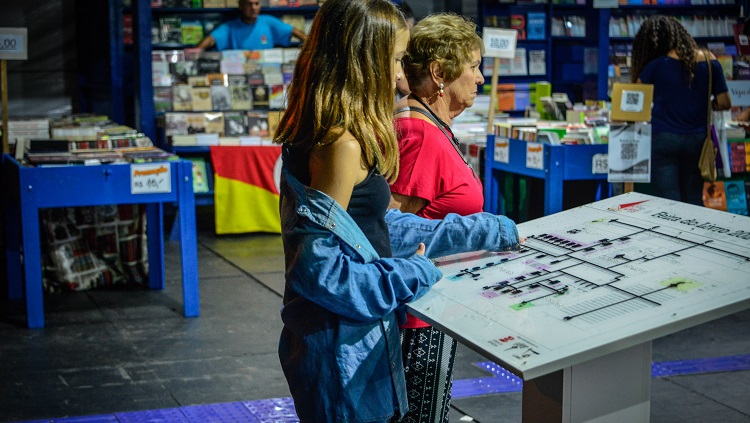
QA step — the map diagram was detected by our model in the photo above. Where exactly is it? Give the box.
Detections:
[408,193,750,379]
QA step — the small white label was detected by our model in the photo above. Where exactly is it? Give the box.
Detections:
[131,163,172,194]
[494,137,510,164]
[483,28,517,59]
[592,154,608,174]
[0,28,28,60]
[526,142,544,170]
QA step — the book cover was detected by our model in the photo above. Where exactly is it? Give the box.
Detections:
[153,87,173,113]
[267,110,282,140]
[188,75,209,87]
[165,113,188,136]
[210,85,233,111]
[250,85,270,109]
[186,157,211,193]
[186,113,206,134]
[204,112,225,135]
[734,23,750,55]
[180,19,204,45]
[247,111,270,137]
[724,179,748,215]
[172,85,193,111]
[224,111,248,136]
[191,86,212,111]
[231,85,252,110]
[247,72,265,85]
[207,73,227,86]
[228,74,248,86]
[510,14,526,40]
[172,61,198,83]
[244,60,263,74]
[196,58,221,75]
[158,16,182,45]
[269,84,286,109]
[702,181,727,211]
[527,12,546,40]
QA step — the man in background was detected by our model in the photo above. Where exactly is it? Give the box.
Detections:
[196,0,307,51]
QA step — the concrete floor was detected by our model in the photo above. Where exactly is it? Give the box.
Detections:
[1,209,749,423]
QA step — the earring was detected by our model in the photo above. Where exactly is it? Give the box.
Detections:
[396,72,402,80]
[438,83,444,97]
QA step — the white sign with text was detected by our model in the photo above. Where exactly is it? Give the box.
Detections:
[131,163,172,194]
[482,28,518,59]
[0,28,27,60]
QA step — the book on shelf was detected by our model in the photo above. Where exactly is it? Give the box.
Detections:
[269,85,286,109]
[205,112,225,135]
[202,0,226,7]
[181,19,204,45]
[186,113,207,134]
[188,75,209,87]
[191,86,212,111]
[210,85,233,111]
[703,181,727,211]
[166,113,188,136]
[247,111,270,138]
[219,136,241,145]
[196,58,221,75]
[195,133,220,146]
[173,85,193,111]
[185,157,211,194]
[171,134,198,146]
[227,74,248,86]
[510,14,526,40]
[154,87,173,113]
[724,180,748,216]
[250,85,270,109]
[528,50,546,76]
[158,16,182,45]
[224,111,248,136]
[230,85,252,110]
[527,12,546,40]
[172,61,198,83]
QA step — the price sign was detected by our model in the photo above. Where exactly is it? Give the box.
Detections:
[592,153,609,174]
[727,81,750,107]
[131,163,172,194]
[482,28,517,59]
[0,28,28,60]
[526,142,544,170]
[494,137,510,164]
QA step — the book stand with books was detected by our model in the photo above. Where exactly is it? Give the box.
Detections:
[484,135,611,217]
[2,154,200,328]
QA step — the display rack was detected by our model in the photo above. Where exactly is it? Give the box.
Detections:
[483,135,611,217]
[2,155,199,328]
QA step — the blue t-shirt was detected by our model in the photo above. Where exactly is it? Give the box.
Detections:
[210,16,293,50]
[639,56,728,135]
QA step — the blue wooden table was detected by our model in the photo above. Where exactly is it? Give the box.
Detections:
[2,154,199,328]
[483,135,612,216]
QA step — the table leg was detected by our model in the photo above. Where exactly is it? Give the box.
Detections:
[4,186,22,300]
[178,160,199,317]
[20,174,44,328]
[522,342,652,422]
[146,203,164,290]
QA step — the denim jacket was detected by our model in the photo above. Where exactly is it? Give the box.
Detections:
[277,152,520,423]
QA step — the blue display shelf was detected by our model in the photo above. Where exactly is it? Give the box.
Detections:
[2,155,200,328]
[483,135,611,217]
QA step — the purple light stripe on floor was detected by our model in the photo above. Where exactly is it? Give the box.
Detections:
[13,354,750,423]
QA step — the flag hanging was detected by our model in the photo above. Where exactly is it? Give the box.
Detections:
[210,146,282,234]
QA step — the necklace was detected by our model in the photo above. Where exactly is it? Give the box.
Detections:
[410,95,461,149]
[405,94,479,181]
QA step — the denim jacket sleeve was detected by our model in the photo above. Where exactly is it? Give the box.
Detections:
[285,218,444,323]
[385,209,521,259]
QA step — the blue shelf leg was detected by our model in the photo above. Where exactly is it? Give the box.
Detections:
[544,146,565,215]
[147,203,165,291]
[484,135,498,215]
[20,169,45,328]
[4,158,23,301]
[178,161,199,317]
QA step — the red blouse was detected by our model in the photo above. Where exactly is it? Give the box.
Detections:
[392,117,485,328]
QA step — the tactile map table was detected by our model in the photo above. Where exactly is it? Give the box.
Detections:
[408,192,750,423]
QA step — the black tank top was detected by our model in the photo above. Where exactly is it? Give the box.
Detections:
[347,168,393,258]
[287,145,392,258]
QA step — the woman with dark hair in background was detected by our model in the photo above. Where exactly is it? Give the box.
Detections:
[631,15,731,205]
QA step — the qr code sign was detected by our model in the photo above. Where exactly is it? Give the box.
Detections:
[621,142,637,161]
[625,92,640,106]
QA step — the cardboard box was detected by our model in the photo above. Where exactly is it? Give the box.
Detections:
[610,83,654,122]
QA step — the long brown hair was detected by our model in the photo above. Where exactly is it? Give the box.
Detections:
[273,0,407,182]
[631,15,697,84]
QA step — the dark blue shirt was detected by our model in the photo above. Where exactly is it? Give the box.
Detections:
[639,56,728,135]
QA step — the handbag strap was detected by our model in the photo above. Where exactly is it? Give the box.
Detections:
[705,49,713,131]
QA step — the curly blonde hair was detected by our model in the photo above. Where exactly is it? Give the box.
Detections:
[403,13,484,92]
